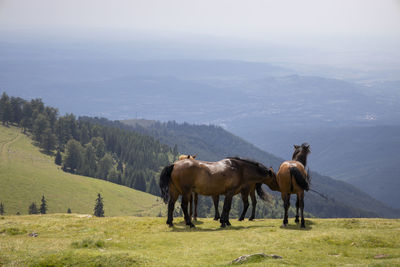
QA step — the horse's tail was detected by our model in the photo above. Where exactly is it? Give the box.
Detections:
[159,164,174,204]
[289,167,309,191]
[255,183,270,201]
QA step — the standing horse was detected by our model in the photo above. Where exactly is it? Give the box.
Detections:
[176,154,198,220]
[208,158,280,222]
[276,143,310,228]
[159,157,276,228]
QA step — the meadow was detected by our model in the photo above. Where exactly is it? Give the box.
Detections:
[0,215,399,266]
[0,125,164,217]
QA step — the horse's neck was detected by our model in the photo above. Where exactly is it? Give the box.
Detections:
[294,153,308,167]
[244,168,267,183]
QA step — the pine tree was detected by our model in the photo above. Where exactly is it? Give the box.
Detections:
[79,144,97,177]
[40,195,47,214]
[96,154,113,180]
[93,193,104,217]
[40,128,57,153]
[0,202,4,215]
[67,208,71,214]
[29,202,38,214]
[63,139,83,173]
[55,150,62,165]
[32,114,50,142]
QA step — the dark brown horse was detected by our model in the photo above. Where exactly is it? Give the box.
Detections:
[160,157,276,228]
[198,166,280,222]
[276,143,310,228]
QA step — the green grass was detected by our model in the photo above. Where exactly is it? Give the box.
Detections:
[0,125,165,216]
[0,215,399,266]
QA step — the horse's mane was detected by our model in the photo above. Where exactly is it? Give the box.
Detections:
[227,157,269,174]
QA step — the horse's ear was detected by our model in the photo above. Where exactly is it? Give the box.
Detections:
[193,154,197,159]
[294,145,300,149]
[187,155,190,159]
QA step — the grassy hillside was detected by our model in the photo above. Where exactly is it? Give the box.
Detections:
[0,125,164,216]
[0,214,399,266]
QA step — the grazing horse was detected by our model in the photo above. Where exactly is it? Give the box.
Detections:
[276,143,311,228]
[209,163,280,222]
[159,157,276,228]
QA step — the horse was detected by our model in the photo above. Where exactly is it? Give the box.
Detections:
[176,154,199,220]
[205,160,280,222]
[276,143,311,228]
[159,157,276,228]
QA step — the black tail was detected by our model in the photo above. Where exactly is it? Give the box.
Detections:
[290,167,309,191]
[159,164,174,204]
[255,183,270,201]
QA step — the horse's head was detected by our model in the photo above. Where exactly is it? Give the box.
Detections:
[265,167,280,191]
[292,143,311,167]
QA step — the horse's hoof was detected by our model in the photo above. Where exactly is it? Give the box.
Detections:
[249,217,254,221]
[221,223,226,228]
[238,217,244,221]
[226,221,231,226]
[295,216,300,223]
[189,223,196,228]
[301,223,306,228]
[168,223,174,227]
[282,223,288,227]
[213,218,219,221]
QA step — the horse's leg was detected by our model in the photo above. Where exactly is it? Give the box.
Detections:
[249,189,257,221]
[299,191,305,228]
[181,192,195,228]
[295,195,300,223]
[166,188,179,227]
[282,193,290,227]
[220,192,234,228]
[212,195,220,220]
[239,190,249,221]
[193,193,198,221]
[189,193,193,220]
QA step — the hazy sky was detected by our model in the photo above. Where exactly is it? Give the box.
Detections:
[1,0,400,41]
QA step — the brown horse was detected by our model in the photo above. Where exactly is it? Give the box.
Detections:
[205,167,280,222]
[159,157,276,228]
[276,143,310,228]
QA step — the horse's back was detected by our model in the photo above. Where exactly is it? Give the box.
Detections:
[277,161,306,193]
[171,159,241,195]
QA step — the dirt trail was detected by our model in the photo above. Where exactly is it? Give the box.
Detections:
[0,129,21,163]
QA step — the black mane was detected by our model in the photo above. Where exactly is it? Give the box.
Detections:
[227,157,269,174]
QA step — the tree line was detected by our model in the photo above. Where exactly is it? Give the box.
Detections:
[0,92,177,195]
